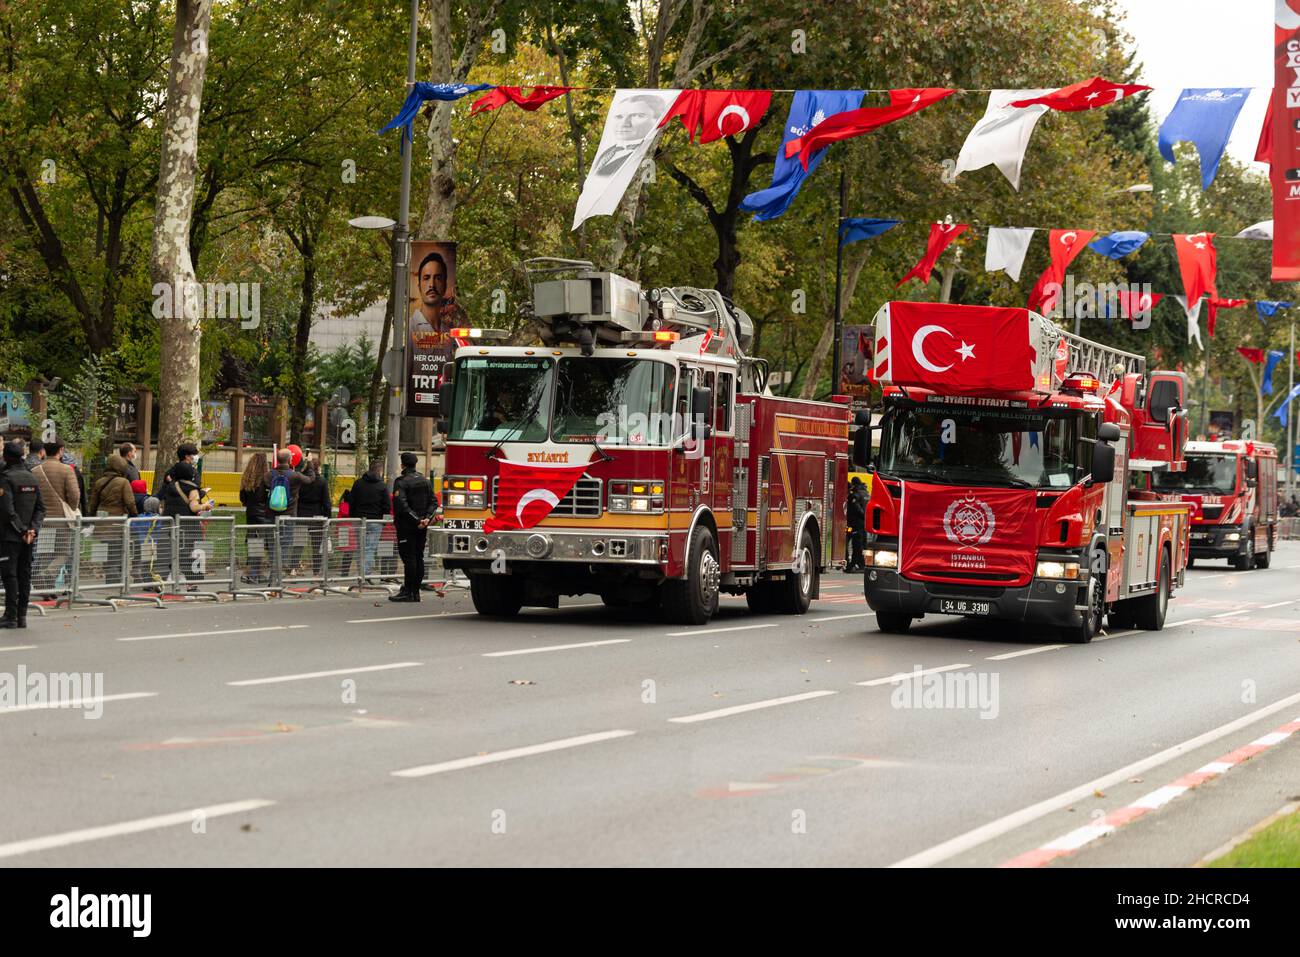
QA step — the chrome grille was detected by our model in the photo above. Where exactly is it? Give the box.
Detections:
[491,476,603,517]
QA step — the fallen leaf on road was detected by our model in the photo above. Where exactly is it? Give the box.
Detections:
[1129,778,1143,784]
[1093,789,1106,798]
[712,691,724,698]
[508,679,535,685]
[274,721,295,733]
[240,823,255,832]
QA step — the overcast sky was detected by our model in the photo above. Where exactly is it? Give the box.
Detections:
[1115,0,1273,170]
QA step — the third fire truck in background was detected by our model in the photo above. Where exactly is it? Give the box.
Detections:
[1151,439,1278,570]
[855,301,1192,643]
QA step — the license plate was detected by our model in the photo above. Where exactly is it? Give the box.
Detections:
[443,519,484,530]
[1191,533,1210,542]
[938,598,991,616]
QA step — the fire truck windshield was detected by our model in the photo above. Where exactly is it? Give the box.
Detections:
[879,405,1092,489]
[1152,454,1237,494]
[448,356,554,442]
[552,357,676,445]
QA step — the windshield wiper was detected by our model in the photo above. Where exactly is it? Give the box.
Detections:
[485,385,547,461]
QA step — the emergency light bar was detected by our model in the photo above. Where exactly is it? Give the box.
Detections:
[619,330,680,345]
[1059,373,1101,394]
[449,327,510,340]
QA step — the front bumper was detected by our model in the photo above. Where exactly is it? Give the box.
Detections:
[1188,524,1243,558]
[863,567,1087,628]
[429,527,667,565]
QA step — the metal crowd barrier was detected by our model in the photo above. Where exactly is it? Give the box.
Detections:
[230,522,277,599]
[1279,516,1300,541]
[124,515,174,605]
[274,517,330,596]
[323,517,364,593]
[29,517,77,614]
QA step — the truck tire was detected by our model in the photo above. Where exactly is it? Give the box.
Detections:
[1133,550,1170,631]
[1233,531,1255,571]
[662,525,720,626]
[470,574,524,617]
[1064,563,1105,644]
[771,527,818,615]
[875,611,913,634]
[1255,531,1272,569]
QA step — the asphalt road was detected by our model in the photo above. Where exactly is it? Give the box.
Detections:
[2,544,1299,867]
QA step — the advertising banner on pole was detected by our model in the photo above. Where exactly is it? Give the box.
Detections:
[1270,2,1300,280]
[405,241,467,417]
[838,324,873,411]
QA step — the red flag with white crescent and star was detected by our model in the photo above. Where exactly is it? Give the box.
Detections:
[877,301,1036,394]
[658,89,773,143]
[1206,296,1247,337]
[784,88,955,168]
[1026,229,1096,312]
[470,85,575,115]
[1008,76,1151,111]
[895,222,969,286]
[1116,289,1163,321]
[1173,233,1218,317]
[483,458,593,534]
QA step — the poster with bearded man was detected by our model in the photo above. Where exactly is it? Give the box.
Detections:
[406,240,468,417]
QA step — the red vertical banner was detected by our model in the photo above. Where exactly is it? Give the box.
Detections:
[1271,3,1300,280]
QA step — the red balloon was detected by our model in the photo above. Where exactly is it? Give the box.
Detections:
[287,444,303,468]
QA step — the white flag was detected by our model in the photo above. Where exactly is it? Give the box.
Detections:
[954,90,1052,191]
[573,89,680,229]
[984,227,1035,282]
[1173,294,1204,349]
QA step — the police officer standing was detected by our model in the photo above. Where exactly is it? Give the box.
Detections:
[390,452,439,603]
[0,441,45,629]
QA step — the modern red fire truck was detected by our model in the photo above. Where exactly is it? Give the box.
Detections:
[429,259,850,624]
[855,301,1191,643]
[1150,439,1278,570]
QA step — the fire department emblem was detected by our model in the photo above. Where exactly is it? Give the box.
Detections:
[943,493,996,547]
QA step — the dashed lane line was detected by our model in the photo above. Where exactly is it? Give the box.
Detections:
[227,661,424,686]
[986,645,1068,660]
[0,692,158,716]
[118,625,308,643]
[666,623,779,637]
[483,639,632,657]
[856,663,971,687]
[0,645,37,653]
[392,729,635,778]
[0,799,275,861]
[668,690,838,724]
[1164,617,1205,629]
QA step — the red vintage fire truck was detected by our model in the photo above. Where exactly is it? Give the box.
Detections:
[428,259,850,624]
[856,301,1191,643]
[1150,439,1278,570]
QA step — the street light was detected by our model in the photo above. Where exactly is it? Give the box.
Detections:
[347,214,403,481]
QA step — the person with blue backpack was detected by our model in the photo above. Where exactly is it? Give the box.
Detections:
[264,449,310,575]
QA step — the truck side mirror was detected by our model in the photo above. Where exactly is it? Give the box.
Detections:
[1091,442,1115,485]
[854,409,872,427]
[691,386,713,440]
[1097,422,1121,443]
[435,383,454,434]
[852,429,870,469]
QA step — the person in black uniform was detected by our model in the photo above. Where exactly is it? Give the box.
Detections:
[0,441,45,629]
[389,452,439,602]
[846,476,867,572]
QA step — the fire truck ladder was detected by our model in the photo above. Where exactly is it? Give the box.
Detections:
[1056,327,1145,385]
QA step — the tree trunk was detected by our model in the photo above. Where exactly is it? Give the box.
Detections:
[419,0,456,241]
[153,0,212,462]
[800,249,870,400]
[290,240,315,441]
[367,289,395,463]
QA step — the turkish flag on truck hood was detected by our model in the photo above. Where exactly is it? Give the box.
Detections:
[484,458,592,534]
[901,482,1039,586]
[876,301,1037,394]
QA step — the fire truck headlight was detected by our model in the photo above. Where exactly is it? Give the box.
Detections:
[447,492,466,507]
[630,498,649,512]
[866,549,898,569]
[610,497,629,511]
[1035,560,1080,580]
[1224,532,1240,542]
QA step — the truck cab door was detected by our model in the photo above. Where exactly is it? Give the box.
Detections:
[712,371,735,562]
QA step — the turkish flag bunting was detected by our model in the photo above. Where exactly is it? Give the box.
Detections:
[884,301,1036,394]
[1026,229,1096,312]
[1237,347,1265,364]
[895,222,969,286]
[1172,232,1218,324]
[1206,296,1247,338]
[900,482,1039,586]
[483,458,592,534]
[1256,96,1272,165]
[1116,289,1162,321]
[470,85,574,115]
[1008,76,1151,111]
[658,89,772,143]
[785,88,955,168]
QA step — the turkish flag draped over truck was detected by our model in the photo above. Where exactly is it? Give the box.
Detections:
[875,302,1038,394]
[484,458,592,533]
[901,482,1039,586]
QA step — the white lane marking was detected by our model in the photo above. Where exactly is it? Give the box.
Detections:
[1253,731,1291,747]
[1094,629,1140,643]
[666,623,779,637]
[1197,761,1234,774]
[345,612,477,624]
[483,639,631,657]
[228,662,424,686]
[1286,564,1300,570]
[118,625,308,643]
[1210,610,1249,619]
[668,690,837,724]
[1164,617,1205,629]
[392,729,635,778]
[986,645,1067,660]
[811,613,874,622]
[0,645,37,653]
[0,692,157,716]
[857,663,970,687]
[1261,600,1297,609]
[888,688,1300,868]
[1044,823,1114,851]
[0,799,274,861]
[1131,784,1188,810]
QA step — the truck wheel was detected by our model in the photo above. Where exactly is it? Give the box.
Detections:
[1255,533,1272,569]
[1133,551,1170,631]
[470,575,523,617]
[772,527,818,615]
[1233,532,1255,571]
[875,611,913,634]
[662,525,720,626]
[1064,566,1104,644]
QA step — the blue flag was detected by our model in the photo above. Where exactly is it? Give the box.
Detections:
[741,89,864,221]
[1272,383,1300,426]
[838,218,900,247]
[1257,300,1293,320]
[1263,350,1286,395]
[1157,88,1250,190]
[1088,231,1149,259]
[380,82,495,140]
